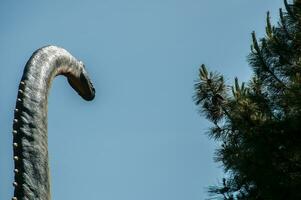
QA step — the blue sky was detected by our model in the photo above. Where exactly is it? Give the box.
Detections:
[0,1,283,199]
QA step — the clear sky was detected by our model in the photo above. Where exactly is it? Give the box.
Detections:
[0,1,283,199]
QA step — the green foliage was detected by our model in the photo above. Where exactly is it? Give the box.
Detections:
[194,1,301,199]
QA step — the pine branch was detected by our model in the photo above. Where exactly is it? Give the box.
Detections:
[266,12,273,39]
[279,8,293,40]
[251,31,289,89]
[284,0,297,21]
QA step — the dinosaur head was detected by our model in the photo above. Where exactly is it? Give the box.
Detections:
[67,61,95,101]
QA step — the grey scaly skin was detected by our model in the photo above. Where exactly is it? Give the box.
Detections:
[11,46,95,200]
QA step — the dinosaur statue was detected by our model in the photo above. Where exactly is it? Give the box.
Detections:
[11,45,95,200]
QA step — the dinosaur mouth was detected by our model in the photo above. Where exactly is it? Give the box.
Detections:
[67,69,95,101]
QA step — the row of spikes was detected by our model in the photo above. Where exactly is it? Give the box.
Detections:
[11,81,25,200]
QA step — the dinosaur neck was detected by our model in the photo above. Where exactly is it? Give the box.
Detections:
[12,46,79,200]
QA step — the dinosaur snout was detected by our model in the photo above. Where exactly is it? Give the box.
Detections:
[67,68,95,101]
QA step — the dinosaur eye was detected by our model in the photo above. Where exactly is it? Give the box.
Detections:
[79,60,84,67]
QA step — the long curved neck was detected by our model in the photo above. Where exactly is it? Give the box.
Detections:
[12,46,80,200]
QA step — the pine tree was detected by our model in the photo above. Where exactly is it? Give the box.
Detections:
[194,1,301,199]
